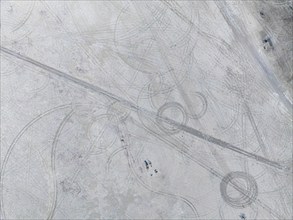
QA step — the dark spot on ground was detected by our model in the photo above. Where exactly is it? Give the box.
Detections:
[260,11,265,18]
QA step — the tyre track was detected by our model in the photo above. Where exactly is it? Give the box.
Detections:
[47,110,74,220]
[0,46,285,170]
[0,104,72,219]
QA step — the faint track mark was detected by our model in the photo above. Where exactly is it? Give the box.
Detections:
[0,46,285,170]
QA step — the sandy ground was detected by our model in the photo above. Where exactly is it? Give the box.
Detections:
[1,1,292,219]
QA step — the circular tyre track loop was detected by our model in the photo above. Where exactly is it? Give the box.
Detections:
[220,171,258,209]
[184,92,207,120]
[156,102,188,134]
[114,1,197,87]
[136,82,176,137]
[114,3,165,75]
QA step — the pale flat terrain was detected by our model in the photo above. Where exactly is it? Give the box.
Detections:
[1,1,292,219]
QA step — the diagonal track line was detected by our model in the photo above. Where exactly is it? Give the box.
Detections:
[0,46,285,170]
